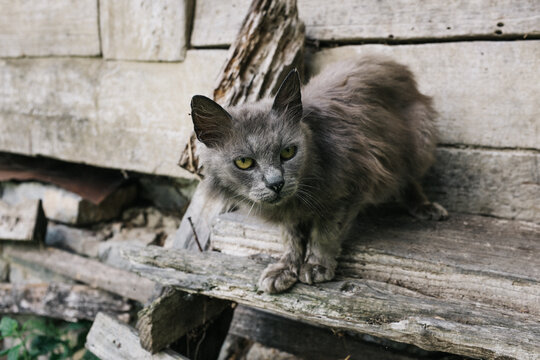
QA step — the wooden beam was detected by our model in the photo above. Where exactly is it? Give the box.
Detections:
[3,246,161,304]
[120,211,540,359]
[86,313,187,360]
[212,212,540,315]
[191,0,540,46]
[0,200,46,242]
[137,288,230,353]
[0,282,131,322]
[229,305,427,360]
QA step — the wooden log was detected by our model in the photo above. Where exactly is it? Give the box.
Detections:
[3,246,161,304]
[309,41,540,151]
[0,0,100,57]
[0,200,46,243]
[0,282,131,322]
[136,288,230,353]
[120,217,540,360]
[86,313,187,360]
[191,0,540,46]
[99,0,193,61]
[229,306,427,360]
[211,212,540,315]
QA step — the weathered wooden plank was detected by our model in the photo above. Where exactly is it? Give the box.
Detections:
[191,0,540,46]
[0,200,46,242]
[425,148,539,223]
[309,41,540,150]
[121,244,540,360]
[229,306,423,360]
[0,51,227,178]
[3,246,161,304]
[0,0,100,57]
[100,0,193,61]
[212,212,540,315]
[0,283,131,322]
[86,313,186,360]
[1,182,136,225]
[137,288,230,353]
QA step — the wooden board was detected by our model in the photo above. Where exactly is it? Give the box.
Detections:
[0,51,227,178]
[309,41,540,150]
[120,211,540,359]
[191,0,540,46]
[100,0,193,61]
[0,200,46,242]
[212,212,540,314]
[0,283,131,322]
[137,288,229,353]
[425,148,539,223]
[229,306,423,360]
[0,0,100,57]
[3,246,161,304]
[86,313,186,360]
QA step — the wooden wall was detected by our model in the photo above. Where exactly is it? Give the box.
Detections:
[0,0,538,222]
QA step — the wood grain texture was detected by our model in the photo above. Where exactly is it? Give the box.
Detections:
[3,246,161,304]
[0,0,100,57]
[0,283,131,321]
[137,288,229,353]
[100,0,193,61]
[425,148,539,223]
[0,200,46,242]
[86,313,186,360]
[0,51,227,178]
[230,306,422,360]
[212,212,540,315]
[309,41,540,150]
[121,228,540,360]
[191,0,540,46]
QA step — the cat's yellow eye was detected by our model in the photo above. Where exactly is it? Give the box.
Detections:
[280,146,297,160]
[234,157,254,170]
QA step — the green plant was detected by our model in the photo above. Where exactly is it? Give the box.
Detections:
[0,316,98,360]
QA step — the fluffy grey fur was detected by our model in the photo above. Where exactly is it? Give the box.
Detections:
[191,55,448,293]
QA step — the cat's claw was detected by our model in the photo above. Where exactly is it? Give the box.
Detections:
[409,202,448,221]
[258,262,298,294]
[299,263,335,284]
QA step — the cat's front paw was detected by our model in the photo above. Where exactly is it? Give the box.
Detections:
[299,263,335,284]
[258,262,298,294]
[409,202,448,221]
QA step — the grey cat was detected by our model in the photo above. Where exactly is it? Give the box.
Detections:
[190,55,448,294]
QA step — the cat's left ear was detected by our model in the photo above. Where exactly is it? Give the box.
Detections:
[272,69,302,120]
[191,95,232,148]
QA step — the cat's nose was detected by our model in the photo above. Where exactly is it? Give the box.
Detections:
[266,179,284,193]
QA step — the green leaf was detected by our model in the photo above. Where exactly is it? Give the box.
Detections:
[0,347,13,356]
[22,318,49,334]
[0,317,19,337]
[7,345,21,360]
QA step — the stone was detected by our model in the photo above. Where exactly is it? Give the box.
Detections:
[0,199,46,242]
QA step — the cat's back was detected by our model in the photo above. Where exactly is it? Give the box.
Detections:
[304,55,425,107]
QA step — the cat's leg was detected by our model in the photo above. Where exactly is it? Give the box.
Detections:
[403,180,448,220]
[298,210,356,285]
[258,223,306,293]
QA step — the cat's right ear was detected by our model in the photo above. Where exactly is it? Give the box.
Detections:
[191,95,232,148]
[272,69,302,120]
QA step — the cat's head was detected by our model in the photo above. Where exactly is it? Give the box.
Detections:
[190,70,308,206]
